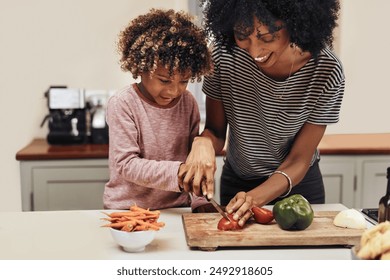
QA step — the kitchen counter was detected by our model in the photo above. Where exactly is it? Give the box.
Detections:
[15,133,390,161]
[318,133,390,155]
[0,204,366,260]
[15,138,108,160]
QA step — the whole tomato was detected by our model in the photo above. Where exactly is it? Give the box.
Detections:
[217,213,243,231]
[252,206,274,224]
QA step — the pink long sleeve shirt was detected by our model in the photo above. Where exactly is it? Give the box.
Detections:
[103,84,205,210]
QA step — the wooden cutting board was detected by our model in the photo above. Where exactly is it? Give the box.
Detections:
[182,211,365,251]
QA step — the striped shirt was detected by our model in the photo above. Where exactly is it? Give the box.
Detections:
[203,44,345,179]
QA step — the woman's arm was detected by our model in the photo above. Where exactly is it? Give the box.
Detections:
[227,122,327,225]
[178,96,228,198]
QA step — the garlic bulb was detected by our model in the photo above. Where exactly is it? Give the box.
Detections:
[333,209,367,229]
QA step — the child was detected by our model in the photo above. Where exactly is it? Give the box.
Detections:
[103,9,213,211]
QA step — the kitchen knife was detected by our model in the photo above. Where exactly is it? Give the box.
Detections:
[207,197,231,221]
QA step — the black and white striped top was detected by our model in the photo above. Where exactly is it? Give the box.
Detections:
[203,44,345,179]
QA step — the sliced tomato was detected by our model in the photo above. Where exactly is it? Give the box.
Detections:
[251,206,274,224]
[217,213,243,231]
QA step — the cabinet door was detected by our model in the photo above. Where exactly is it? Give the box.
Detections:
[319,156,356,208]
[213,156,224,204]
[359,158,390,208]
[33,166,109,211]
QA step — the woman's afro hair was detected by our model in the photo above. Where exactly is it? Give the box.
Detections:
[200,0,340,58]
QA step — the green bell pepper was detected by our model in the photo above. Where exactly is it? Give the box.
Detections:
[272,194,314,230]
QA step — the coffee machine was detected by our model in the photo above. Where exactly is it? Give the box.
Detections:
[41,87,110,145]
[41,86,87,145]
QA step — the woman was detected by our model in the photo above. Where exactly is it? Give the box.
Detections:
[178,0,344,225]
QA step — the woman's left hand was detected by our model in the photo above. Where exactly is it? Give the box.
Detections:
[225,191,254,227]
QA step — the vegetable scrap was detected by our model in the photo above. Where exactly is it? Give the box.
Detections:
[101,205,165,232]
[251,206,274,224]
[333,208,366,229]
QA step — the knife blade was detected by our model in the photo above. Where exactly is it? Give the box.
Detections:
[207,197,231,221]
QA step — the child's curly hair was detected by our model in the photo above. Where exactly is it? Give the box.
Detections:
[200,0,340,58]
[118,8,212,82]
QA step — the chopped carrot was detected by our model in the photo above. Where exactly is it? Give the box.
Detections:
[121,223,134,232]
[101,220,137,229]
[101,205,165,232]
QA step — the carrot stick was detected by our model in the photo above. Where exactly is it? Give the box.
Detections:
[134,219,161,230]
[130,205,160,215]
[134,225,152,231]
[101,220,137,229]
[121,224,134,232]
[101,205,165,232]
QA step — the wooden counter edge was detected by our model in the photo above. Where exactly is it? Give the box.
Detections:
[318,133,390,155]
[15,133,390,161]
[15,138,108,161]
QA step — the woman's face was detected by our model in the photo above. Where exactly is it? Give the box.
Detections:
[234,18,291,69]
[139,65,190,107]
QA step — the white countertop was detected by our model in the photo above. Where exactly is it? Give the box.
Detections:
[0,204,362,260]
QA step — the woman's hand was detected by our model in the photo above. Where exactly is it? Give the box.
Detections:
[225,191,254,227]
[178,136,216,198]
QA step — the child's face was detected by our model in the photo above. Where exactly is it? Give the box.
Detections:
[139,65,191,107]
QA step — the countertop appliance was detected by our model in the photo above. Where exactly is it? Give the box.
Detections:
[41,86,87,145]
[41,87,111,145]
[86,90,109,144]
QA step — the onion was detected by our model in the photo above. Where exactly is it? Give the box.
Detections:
[333,208,367,229]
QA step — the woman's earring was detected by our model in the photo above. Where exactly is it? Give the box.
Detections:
[290,43,304,56]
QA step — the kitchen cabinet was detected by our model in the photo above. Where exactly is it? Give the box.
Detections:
[318,156,356,207]
[321,155,390,209]
[318,134,390,209]
[16,139,109,211]
[214,156,224,203]
[19,159,109,211]
[357,156,390,208]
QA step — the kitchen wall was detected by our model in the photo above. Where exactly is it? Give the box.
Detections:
[331,0,390,135]
[0,0,189,211]
[0,0,388,211]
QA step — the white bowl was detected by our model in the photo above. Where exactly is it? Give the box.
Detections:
[110,228,156,252]
[350,246,362,260]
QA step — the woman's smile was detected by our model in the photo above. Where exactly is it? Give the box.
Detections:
[254,52,272,63]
